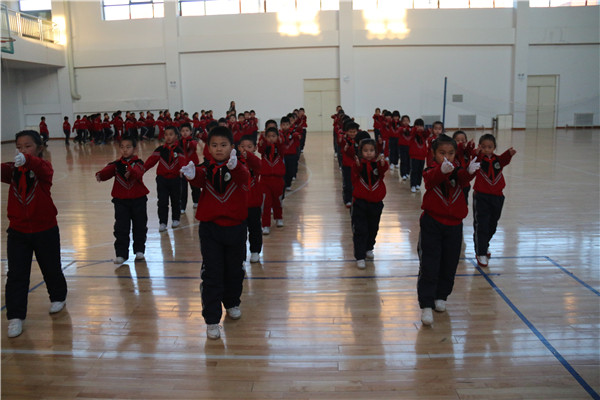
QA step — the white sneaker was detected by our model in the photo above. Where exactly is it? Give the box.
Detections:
[159,223,167,232]
[356,259,366,269]
[366,250,375,260]
[206,324,221,339]
[402,175,407,181]
[411,186,416,193]
[49,301,66,314]
[276,219,284,227]
[172,220,180,228]
[286,187,292,192]
[250,252,260,263]
[416,185,420,190]
[180,209,185,214]
[434,299,446,313]
[193,203,198,209]
[226,306,242,320]
[345,202,352,208]
[476,255,489,267]
[389,164,395,170]
[7,319,23,338]
[262,227,270,235]
[135,252,145,261]
[421,308,434,325]
[114,256,126,265]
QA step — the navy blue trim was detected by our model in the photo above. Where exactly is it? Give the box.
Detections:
[544,256,600,297]
[468,258,600,400]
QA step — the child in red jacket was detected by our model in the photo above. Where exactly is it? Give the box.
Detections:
[144,126,185,232]
[417,134,480,326]
[472,134,516,267]
[453,130,476,205]
[351,138,389,269]
[399,114,412,180]
[180,126,250,340]
[337,120,360,207]
[179,123,201,213]
[62,116,71,145]
[96,136,149,265]
[1,130,68,338]
[238,135,263,263]
[409,118,428,192]
[39,116,49,145]
[258,127,286,234]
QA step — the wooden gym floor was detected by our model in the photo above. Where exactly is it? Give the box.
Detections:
[1,128,599,399]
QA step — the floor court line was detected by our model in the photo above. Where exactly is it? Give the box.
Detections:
[544,256,600,297]
[0,347,593,362]
[467,258,600,400]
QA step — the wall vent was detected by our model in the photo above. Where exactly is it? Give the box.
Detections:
[574,113,594,127]
[452,94,463,103]
[422,115,441,126]
[458,115,477,127]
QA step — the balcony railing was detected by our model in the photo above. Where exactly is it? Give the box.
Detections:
[1,4,60,44]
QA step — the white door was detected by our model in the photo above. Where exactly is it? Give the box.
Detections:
[526,75,557,129]
[304,79,340,133]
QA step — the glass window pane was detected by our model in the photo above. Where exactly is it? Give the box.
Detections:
[550,0,571,5]
[104,5,130,20]
[494,0,513,7]
[266,0,294,13]
[414,0,439,8]
[205,0,239,15]
[241,0,264,13]
[181,1,206,16]
[154,3,164,17]
[131,3,154,18]
[439,0,469,7]
[103,0,129,6]
[529,0,549,6]
[321,0,339,10]
[469,0,494,7]
[353,0,376,10]
[20,0,52,11]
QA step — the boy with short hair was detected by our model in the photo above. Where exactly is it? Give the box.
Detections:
[180,127,250,340]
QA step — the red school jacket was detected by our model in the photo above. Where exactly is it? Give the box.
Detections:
[258,139,286,177]
[188,159,250,226]
[409,129,428,161]
[143,142,185,179]
[473,149,514,196]
[421,160,475,226]
[240,151,263,208]
[96,156,149,199]
[1,155,58,233]
[352,158,389,203]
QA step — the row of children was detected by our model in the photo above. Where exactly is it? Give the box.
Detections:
[334,107,517,326]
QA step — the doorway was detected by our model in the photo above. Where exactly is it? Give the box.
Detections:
[303,79,340,133]
[526,75,558,129]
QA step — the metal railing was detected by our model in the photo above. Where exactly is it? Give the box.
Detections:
[1,5,60,44]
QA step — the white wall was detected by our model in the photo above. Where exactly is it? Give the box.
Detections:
[2,1,598,141]
[180,47,339,124]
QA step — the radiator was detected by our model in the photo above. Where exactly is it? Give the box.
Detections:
[458,115,477,127]
[574,113,594,127]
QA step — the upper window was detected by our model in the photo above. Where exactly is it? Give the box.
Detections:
[103,0,164,21]
[179,0,339,17]
[19,0,51,12]
[354,0,596,8]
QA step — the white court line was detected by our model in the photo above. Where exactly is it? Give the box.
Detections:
[286,160,312,197]
[1,348,584,361]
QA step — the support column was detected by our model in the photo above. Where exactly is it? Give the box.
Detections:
[338,0,354,116]
[511,0,529,128]
[164,0,182,112]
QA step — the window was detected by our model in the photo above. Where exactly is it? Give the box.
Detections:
[179,0,338,17]
[355,0,594,8]
[103,0,164,21]
[19,0,51,12]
